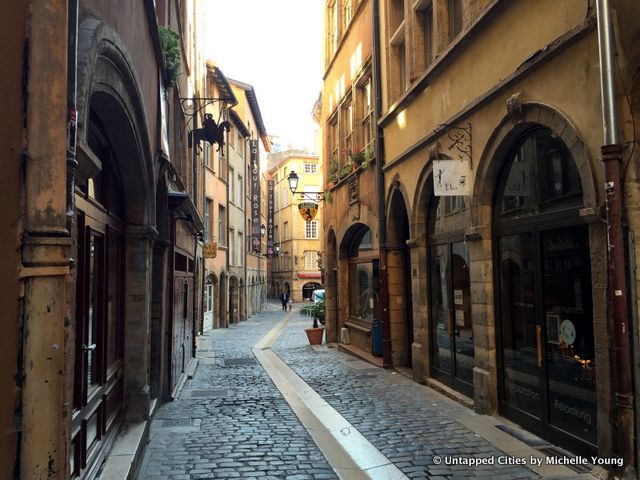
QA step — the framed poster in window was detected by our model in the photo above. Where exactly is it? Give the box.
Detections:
[546,313,560,344]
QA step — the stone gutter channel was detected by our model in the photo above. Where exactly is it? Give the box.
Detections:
[252,312,408,480]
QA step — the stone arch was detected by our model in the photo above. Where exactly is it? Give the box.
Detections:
[72,17,158,432]
[76,17,155,226]
[334,203,378,259]
[473,102,598,219]
[385,176,414,241]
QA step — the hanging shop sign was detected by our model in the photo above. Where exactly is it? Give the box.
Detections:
[433,159,471,196]
[298,202,319,221]
[267,180,275,257]
[204,241,217,258]
[250,139,261,251]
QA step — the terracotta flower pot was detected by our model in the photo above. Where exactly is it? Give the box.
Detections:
[328,181,335,189]
[305,327,324,345]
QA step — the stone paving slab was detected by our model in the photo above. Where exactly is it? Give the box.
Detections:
[137,303,597,479]
[136,308,337,480]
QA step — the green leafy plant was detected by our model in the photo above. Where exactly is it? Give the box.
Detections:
[300,299,325,328]
[328,158,340,184]
[324,190,333,204]
[158,26,181,88]
[351,146,374,170]
[341,161,354,178]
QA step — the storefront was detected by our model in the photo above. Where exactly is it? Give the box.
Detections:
[493,126,597,455]
[428,194,474,397]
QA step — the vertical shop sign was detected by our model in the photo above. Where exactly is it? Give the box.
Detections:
[250,140,260,251]
[267,180,274,257]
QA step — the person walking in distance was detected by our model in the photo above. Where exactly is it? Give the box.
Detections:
[280,291,289,311]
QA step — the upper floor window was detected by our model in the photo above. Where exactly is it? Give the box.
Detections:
[448,0,463,42]
[229,166,235,203]
[358,76,373,147]
[327,0,339,60]
[389,0,405,32]
[341,98,353,159]
[218,205,226,245]
[305,220,319,239]
[344,0,354,30]
[304,163,319,174]
[203,142,211,168]
[305,251,318,270]
[415,1,434,70]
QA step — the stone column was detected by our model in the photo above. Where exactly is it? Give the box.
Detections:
[465,223,497,414]
[124,225,157,421]
[386,248,406,366]
[20,1,72,478]
[408,235,429,383]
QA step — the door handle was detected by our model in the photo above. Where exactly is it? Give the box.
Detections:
[447,310,453,337]
[82,344,97,351]
[535,326,542,368]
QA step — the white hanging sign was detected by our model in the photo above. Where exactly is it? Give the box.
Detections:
[433,160,471,196]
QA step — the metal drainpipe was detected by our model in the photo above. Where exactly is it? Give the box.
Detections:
[372,0,391,368]
[595,0,635,468]
[66,0,79,234]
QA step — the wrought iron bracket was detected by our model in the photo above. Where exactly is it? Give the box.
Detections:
[436,121,473,168]
[296,192,325,202]
[178,97,233,117]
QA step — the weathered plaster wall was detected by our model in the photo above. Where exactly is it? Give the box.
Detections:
[0,1,27,475]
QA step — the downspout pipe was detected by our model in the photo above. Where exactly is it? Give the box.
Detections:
[372,0,392,368]
[595,0,635,469]
[66,0,78,234]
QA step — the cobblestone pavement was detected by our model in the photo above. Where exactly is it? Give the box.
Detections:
[137,304,337,480]
[273,312,589,480]
[138,302,593,479]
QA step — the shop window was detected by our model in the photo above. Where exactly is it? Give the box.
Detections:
[428,192,473,396]
[347,227,379,325]
[494,125,596,452]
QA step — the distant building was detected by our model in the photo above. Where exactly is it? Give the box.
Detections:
[268,151,324,302]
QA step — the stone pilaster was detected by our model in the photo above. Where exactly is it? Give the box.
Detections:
[124,225,158,421]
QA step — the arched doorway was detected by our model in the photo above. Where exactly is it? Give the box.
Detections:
[228,276,239,324]
[239,279,245,322]
[387,187,413,368]
[73,97,140,478]
[203,274,216,332]
[493,126,596,454]
[219,274,227,328]
[427,188,473,396]
[302,282,322,300]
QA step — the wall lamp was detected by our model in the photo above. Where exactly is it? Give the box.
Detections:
[287,171,325,202]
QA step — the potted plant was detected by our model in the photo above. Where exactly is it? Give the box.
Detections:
[300,299,325,345]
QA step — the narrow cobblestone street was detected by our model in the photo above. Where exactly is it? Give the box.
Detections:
[137,303,600,479]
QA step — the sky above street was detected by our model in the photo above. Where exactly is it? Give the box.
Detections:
[203,0,323,152]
